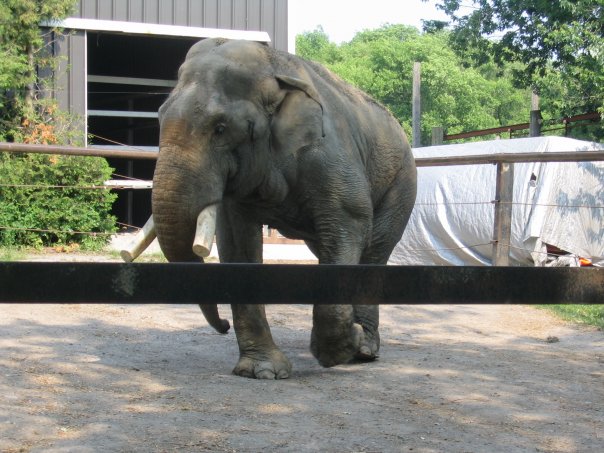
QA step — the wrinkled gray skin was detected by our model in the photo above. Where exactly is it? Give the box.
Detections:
[152,38,416,379]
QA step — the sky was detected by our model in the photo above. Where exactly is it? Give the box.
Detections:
[287,0,450,52]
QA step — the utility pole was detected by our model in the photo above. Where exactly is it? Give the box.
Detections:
[412,62,421,148]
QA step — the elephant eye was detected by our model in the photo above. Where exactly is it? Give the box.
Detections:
[214,124,226,135]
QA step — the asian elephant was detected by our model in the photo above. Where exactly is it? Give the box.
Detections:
[151,38,416,379]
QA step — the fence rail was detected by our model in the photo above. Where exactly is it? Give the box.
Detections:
[1,142,603,258]
[0,142,158,160]
[3,142,604,165]
[415,150,604,166]
[1,142,603,305]
[1,262,602,305]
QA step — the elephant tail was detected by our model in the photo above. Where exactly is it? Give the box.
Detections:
[198,304,230,334]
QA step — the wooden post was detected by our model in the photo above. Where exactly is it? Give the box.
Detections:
[529,92,541,137]
[431,127,444,145]
[412,62,421,148]
[492,162,514,266]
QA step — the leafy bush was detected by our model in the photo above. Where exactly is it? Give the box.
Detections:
[0,1,115,249]
[0,152,117,249]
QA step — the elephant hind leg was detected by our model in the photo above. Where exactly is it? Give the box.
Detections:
[352,169,415,362]
[362,168,416,266]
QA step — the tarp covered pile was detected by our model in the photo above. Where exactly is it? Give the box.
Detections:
[389,136,604,267]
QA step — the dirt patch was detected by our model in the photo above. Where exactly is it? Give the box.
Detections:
[1,255,603,452]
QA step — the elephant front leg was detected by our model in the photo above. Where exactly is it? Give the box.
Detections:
[231,304,292,379]
[310,306,380,368]
[308,210,380,367]
[216,202,289,378]
[309,304,380,367]
[310,304,364,367]
[353,304,380,360]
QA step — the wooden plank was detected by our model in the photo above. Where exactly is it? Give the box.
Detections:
[414,150,604,167]
[530,110,542,137]
[412,62,421,148]
[2,143,603,165]
[445,123,530,141]
[492,162,514,266]
[431,126,444,145]
[0,263,602,305]
[0,142,157,160]
[87,109,159,118]
[87,75,176,87]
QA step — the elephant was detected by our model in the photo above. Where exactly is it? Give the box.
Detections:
[151,38,417,379]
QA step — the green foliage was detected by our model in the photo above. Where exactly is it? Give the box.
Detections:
[0,152,117,249]
[0,0,116,250]
[1,0,78,139]
[1,99,85,144]
[295,27,340,64]
[0,0,76,92]
[0,246,26,261]
[439,0,604,123]
[540,305,604,330]
[297,24,531,145]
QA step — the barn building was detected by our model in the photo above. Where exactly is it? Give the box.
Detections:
[45,0,289,228]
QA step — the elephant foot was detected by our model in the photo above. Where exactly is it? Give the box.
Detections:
[311,322,375,368]
[232,349,292,379]
[353,326,380,362]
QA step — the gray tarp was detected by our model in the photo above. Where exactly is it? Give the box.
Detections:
[389,136,604,267]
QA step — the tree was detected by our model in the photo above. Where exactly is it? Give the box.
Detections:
[0,0,77,139]
[437,0,604,117]
[295,27,341,65]
[0,1,118,249]
[297,25,531,144]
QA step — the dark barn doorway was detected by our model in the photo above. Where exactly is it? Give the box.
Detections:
[86,32,198,228]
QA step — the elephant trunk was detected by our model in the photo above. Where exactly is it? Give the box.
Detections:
[152,157,199,263]
[199,304,230,333]
[152,141,229,334]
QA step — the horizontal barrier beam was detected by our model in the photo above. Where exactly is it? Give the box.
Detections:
[2,143,603,166]
[0,142,157,160]
[415,150,604,167]
[0,262,602,304]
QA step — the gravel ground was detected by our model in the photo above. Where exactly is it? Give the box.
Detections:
[1,251,603,452]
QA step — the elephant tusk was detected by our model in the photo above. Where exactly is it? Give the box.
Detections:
[120,215,156,262]
[192,204,217,258]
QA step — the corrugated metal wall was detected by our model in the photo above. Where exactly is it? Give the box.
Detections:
[53,0,288,117]
[53,31,87,134]
[73,0,288,50]
[46,1,289,227]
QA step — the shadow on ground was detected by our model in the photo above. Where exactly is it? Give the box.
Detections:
[1,303,602,452]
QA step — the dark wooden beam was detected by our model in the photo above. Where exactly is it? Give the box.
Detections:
[1,262,602,305]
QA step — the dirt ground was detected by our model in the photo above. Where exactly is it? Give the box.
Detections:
[1,253,603,452]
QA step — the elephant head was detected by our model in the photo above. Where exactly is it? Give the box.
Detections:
[152,39,323,264]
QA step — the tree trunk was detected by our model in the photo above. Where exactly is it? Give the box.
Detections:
[24,43,35,111]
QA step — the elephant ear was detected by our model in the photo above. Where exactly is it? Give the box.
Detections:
[269,74,325,154]
[275,75,324,128]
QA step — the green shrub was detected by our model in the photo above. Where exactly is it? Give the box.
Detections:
[0,152,117,249]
